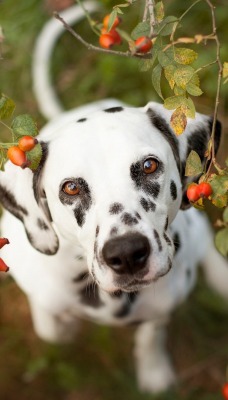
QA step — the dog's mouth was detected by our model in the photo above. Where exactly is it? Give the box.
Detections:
[111,262,172,293]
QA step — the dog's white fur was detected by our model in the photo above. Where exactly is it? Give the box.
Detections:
[0,2,227,393]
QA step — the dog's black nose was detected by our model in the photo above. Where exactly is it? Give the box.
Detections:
[102,233,150,274]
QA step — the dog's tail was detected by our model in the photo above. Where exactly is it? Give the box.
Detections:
[32,1,99,121]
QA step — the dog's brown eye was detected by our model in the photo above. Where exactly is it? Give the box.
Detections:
[143,158,159,174]
[62,181,80,196]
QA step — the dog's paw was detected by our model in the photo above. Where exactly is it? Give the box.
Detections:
[136,357,177,393]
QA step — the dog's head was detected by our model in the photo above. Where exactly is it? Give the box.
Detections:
[0,102,221,292]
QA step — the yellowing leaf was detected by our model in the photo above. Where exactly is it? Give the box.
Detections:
[185,98,196,118]
[155,1,164,22]
[223,62,228,78]
[185,150,203,176]
[0,94,15,120]
[209,174,228,208]
[164,64,176,89]
[174,66,195,89]
[186,82,203,96]
[164,95,186,110]
[170,107,187,135]
[174,48,198,65]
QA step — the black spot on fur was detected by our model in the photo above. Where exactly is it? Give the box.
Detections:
[80,283,104,308]
[37,218,49,230]
[186,268,191,279]
[173,232,181,254]
[74,205,85,227]
[109,203,124,215]
[110,226,118,236]
[0,184,28,221]
[135,212,141,220]
[96,226,100,237]
[170,180,177,200]
[130,162,161,198]
[164,217,169,231]
[114,292,138,318]
[72,271,88,282]
[77,118,87,122]
[104,106,124,113]
[140,197,156,212]
[154,230,162,252]
[75,255,84,261]
[110,290,124,298]
[59,178,92,227]
[147,109,181,174]
[121,212,138,226]
[164,233,172,246]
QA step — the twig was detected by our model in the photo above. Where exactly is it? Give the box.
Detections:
[204,0,223,178]
[54,12,152,60]
[148,0,156,36]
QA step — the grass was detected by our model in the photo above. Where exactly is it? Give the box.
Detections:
[0,1,228,399]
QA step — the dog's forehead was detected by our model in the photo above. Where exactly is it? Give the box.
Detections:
[46,107,172,172]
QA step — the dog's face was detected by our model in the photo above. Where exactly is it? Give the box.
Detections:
[0,102,221,293]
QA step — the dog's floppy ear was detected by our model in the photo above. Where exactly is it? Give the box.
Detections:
[144,103,222,210]
[0,142,59,255]
[180,116,221,209]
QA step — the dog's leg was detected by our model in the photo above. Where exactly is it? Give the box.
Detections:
[134,321,176,393]
[29,297,79,343]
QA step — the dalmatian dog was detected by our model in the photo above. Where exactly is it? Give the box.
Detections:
[0,2,227,394]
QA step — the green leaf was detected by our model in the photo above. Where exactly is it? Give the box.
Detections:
[174,85,186,96]
[155,1,164,22]
[215,228,228,257]
[186,82,203,96]
[223,62,228,78]
[26,142,42,171]
[185,97,196,118]
[107,9,118,31]
[174,48,198,65]
[158,50,172,67]
[138,54,157,71]
[152,64,163,99]
[11,114,38,138]
[223,206,228,223]
[0,94,15,120]
[157,16,178,36]
[164,95,186,110]
[174,66,195,89]
[209,174,228,208]
[164,64,176,89]
[185,150,203,176]
[131,21,150,40]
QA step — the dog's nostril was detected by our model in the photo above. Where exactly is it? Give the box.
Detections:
[102,233,150,274]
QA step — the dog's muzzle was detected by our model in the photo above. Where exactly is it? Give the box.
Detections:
[102,233,150,275]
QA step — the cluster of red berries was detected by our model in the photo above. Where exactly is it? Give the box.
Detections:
[7,135,38,168]
[0,238,10,272]
[99,14,152,54]
[186,182,213,203]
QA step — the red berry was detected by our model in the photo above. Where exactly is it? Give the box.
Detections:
[186,183,200,202]
[18,136,38,152]
[7,146,30,168]
[99,33,116,49]
[135,36,152,53]
[0,238,9,249]
[222,383,228,399]
[0,258,9,273]
[197,182,213,198]
[101,28,122,45]
[103,14,121,30]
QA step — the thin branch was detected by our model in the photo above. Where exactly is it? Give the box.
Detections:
[148,0,156,36]
[204,0,223,178]
[54,12,152,59]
